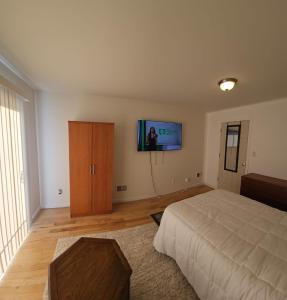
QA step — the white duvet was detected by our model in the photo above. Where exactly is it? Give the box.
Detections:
[153,189,287,300]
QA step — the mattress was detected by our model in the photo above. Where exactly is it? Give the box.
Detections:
[153,189,287,300]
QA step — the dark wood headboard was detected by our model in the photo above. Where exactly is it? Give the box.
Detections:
[240,173,287,212]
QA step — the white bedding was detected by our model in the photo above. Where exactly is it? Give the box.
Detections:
[153,189,287,300]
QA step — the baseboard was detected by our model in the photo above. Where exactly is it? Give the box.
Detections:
[113,193,156,203]
[203,183,216,189]
[40,184,208,207]
[113,183,205,203]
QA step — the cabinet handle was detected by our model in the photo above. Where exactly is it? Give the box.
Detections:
[93,164,96,174]
[89,165,93,175]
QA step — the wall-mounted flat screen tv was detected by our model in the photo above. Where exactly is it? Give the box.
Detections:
[137,120,182,151]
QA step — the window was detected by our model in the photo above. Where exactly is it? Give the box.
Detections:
[0,85,28,278]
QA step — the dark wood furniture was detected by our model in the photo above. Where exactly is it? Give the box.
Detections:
[240,173,287,211]
[49,237,132,300]
[69,121,114,217]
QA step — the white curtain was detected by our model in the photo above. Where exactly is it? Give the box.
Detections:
[0,85,28,277]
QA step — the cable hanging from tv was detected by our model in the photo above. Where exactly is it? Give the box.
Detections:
[149,151,159,196]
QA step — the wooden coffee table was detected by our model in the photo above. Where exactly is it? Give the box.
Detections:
[49,237,132,300]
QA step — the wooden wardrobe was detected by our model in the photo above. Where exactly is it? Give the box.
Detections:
[69,121,114,217]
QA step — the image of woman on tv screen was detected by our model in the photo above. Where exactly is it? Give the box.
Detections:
[146,127,158,150]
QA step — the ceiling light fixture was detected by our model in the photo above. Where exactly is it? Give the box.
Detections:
[218,78,238,91]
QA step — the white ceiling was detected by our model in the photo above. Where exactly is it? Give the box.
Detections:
[0,0,287,111]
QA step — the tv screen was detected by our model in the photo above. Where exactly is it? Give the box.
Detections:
[137,120,182,151]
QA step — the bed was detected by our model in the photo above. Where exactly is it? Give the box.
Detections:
[153,175,287,300]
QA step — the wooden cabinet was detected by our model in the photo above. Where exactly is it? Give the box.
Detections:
[241,173,287,211]
[69,121,114,217]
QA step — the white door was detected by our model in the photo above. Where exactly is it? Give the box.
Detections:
[218,120,249,193]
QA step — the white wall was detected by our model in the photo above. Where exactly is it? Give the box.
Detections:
[0,61,40,222]
[204,98,287,188]
[23,96,41,220]
[37,92,205,208]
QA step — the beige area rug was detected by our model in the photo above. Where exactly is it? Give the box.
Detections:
[43,223,199,300]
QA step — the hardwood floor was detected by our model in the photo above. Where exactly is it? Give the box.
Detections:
[0,185,211,300]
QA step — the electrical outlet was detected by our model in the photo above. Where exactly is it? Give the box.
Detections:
[196,172,201,178]
[184,177,190,183]
[116,185,127,192]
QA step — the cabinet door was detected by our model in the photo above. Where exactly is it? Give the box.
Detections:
[69,122,93,216]
[92,123,114,213]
